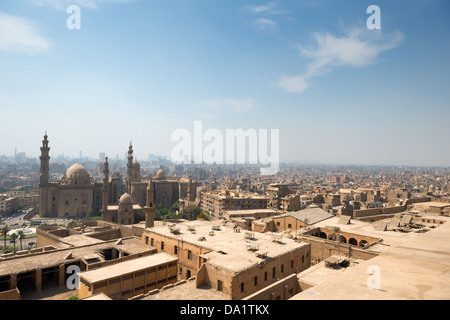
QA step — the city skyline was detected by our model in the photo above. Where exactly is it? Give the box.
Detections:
[1,0,449,167]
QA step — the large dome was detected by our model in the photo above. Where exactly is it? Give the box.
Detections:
[66,163,89,178]
[156,169,166,180]
[119,193,133,204]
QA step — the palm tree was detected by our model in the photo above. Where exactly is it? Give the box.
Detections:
[10,233,17,254]
[17,230,25,251]
[27,242,35,252]
[1,225,10,249]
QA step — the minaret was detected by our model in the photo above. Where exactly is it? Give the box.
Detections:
[187,173,194,202]
[101,157,109,220]
[126,142,133,194]
[40,132,50,185]
[145,177,155,229]
[39,132,50,218]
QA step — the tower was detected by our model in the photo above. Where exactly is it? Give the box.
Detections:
[39,132,51,218]
[187,173,194,202]
[40,132,50,185]
[145,177,155,229]
[126,142,133,194]
[101,156,109,220]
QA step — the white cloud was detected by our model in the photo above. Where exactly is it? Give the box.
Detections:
[247,2,278,14]
[253,18,277,31]
[199,98,255,119]
[276,76,309,93]
[277,28,404,93]
[0,12,52,54]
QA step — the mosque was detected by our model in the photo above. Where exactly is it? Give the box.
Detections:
[38,133,197,224]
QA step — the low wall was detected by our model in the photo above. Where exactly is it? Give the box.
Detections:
[0,288,21,300]
[243,273,300,300]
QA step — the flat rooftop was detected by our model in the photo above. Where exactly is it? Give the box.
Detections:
[146,220,308,273]
[309,215,449,253]
[0,237,153,277]
[140,279,230,300]
[291,220,450,300]
[80,253,177,284]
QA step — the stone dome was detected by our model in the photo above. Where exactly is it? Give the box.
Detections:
[119,193,133,204]
[156,169,166,180]
[66,163,89,178]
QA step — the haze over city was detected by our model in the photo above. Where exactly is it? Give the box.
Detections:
[1,0,449,166]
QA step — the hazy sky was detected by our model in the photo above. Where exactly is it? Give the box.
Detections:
[0,0,449,166]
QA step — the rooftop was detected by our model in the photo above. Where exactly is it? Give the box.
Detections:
[80,253,177,284]
[278,207,334,225]
[0,237,153,277]
[146,220,308,273]
[292,219,450,300]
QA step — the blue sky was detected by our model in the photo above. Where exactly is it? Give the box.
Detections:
[0,0,449,166]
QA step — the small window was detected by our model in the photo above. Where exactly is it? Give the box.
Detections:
[161,242,165,251]
[151,238,154,246]
[272,267,276,279]
[145,237,149,245]
[254,276,258,286]
[302,255,305,263]
[188,250,192,260]
[276,222,280,226]
[291,260,294,268]
[174,246,178,255]
[218,280,223,292]
[288,223,292,228]
[281,264,284,273]
[240,282,245,293]
[264,271,268,281]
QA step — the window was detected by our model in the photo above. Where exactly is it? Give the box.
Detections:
[281,264,284,273]
[240,282,245,293]
[276,222,280,226]
[291,260,294,268]
[288,223,292,228]
[218,280,223,292]
[264,271,268,281]
[254,276,258,286]
[161,242,165,251]
[174,246,178,255]
[302,255,305,263]
[151,238,154,246]
[272,267,276,279]
[188,250,192,260]
[145,237,149,245]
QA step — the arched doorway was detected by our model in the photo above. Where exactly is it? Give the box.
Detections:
[349,238,357,246]
[359,240,369,247]
[319,232,327,239]
[339,236,347,243]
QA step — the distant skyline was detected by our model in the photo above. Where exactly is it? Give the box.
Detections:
[1,0,449,167]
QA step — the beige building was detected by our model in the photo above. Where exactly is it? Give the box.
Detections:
[0,195,18,216]
[202,190,268,219]
[78,253,178,300]
[38,133,119,219]
[141,220,311,300]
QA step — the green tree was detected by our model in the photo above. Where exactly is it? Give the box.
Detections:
[179,205,202,220]
[10,233,17,254]
[17,230,25,251]
[1,225,10,249]
[134,208,146,224]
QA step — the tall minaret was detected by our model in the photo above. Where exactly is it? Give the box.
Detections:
[40,132,50,185]
[101,156,110,220]
[39,132,50,218]
[126,142,133,194]
[145,177,155,229]
[187,173,194,202]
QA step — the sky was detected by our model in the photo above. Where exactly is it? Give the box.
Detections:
[0,0,449,166]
